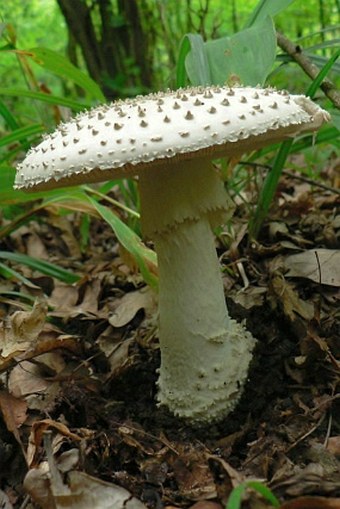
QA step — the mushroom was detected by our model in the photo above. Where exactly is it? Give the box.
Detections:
[15,86,330,424]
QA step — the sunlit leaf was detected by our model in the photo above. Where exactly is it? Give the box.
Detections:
[185,17,276,86]
[180,34,211,87]
[21,47,105,101]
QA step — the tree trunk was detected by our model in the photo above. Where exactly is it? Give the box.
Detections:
[56,0,154,99]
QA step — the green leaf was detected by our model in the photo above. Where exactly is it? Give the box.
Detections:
[226,481,280,509]
[246,481,280,507]
[185,18,276,87]
[226,484,246,509]
[0,87,89,111]
[27,47,105,101]
[181,34,212,86]
[203,16,276,86]
[88,196,158,290]
[245,0,296,28]
[176,36,192,88]
[0,251,80,284]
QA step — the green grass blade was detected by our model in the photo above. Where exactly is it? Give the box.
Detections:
[0,261,38,287]
[226,484,246,509]
[306,48,340,98]
[0,124,44,148]
[249,50,338,239]
[176,35,192,88]
[88,196,158,290]
[0,98,19,130]
[246,481,280,507]
[226,481,280,509]
[27,47,105,102]
[0,87,90,111]
[0,251,80,284]
[249,139,293,238]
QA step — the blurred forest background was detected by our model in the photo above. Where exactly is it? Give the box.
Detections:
[1,0,339,101]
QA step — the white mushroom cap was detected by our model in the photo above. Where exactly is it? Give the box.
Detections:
[15,86,330,191]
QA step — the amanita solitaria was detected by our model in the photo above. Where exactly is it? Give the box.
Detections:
[15,86,330,424]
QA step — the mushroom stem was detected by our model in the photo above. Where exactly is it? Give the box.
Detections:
[138,160,255,423]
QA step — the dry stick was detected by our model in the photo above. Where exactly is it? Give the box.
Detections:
[276,31,340,110]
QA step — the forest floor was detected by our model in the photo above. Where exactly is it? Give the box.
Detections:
[0,160,339,509]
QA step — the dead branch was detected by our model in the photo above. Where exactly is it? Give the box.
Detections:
[276,31,340,110]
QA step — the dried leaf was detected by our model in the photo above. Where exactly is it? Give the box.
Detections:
[280,496,340,509]
[170,447,217,500]
[25,468,148,509]
[233,286,267,309]
[271,275,314,321]
[0,489,14,509]
[109,287,157,327]
[0,300,47,358]
[0,391,27,429]
[326,436,340,457]
[284,249,340,287]
[27,419,81,467]
[190,502,224,509]
[8,356,63,411]
[0,390,27,451]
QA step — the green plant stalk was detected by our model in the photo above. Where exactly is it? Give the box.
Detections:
[249,49,339,239]
[226,480,280,509]
[249,138,293,238]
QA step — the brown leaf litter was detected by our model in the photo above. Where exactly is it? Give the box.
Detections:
[0,165,339,509]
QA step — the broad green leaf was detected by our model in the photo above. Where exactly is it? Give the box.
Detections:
[0,87,89,111]
[26,47,105,102]
[245,0,296,28]
[88,196,158,290]
[203,17,276,86]
[0,251,80,284]
[180,34,211,87]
